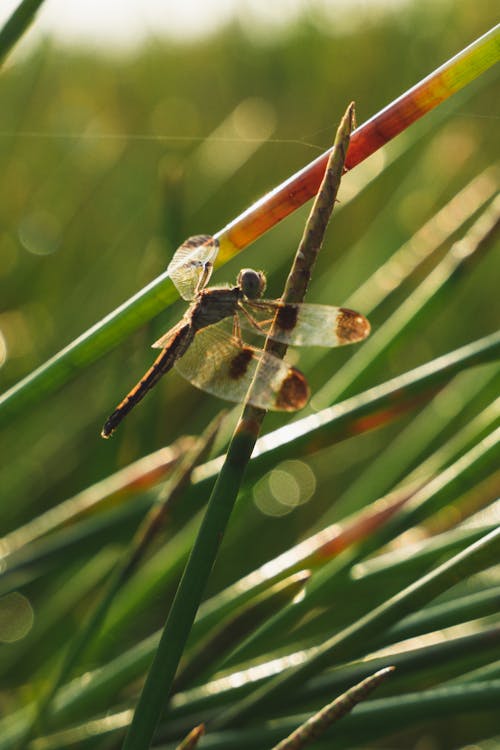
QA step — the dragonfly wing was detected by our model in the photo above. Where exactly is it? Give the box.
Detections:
[241,300,370,347]
[174,322,310,411]
[167,235,219,300]
[152,320,189,350]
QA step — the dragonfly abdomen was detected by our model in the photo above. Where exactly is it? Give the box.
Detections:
[101,323,193,438]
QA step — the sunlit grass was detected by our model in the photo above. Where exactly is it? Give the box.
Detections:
[0,4,499,750]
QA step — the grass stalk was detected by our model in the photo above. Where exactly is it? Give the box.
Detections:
[19,417,221,746]
[270,667,395,750]
[212,526,500,728]
[0,0,46,66]
[121,103,356,750]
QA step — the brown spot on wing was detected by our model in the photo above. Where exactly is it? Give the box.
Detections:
[275,368,310,411]
[229,347,254,380]
[337,308,371,342]
[182,234,214,250]
[276,303,299,331]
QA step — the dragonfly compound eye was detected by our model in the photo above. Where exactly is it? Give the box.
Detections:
[238,269,267,299]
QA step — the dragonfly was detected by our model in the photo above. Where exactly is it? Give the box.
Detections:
[101,234,370,438]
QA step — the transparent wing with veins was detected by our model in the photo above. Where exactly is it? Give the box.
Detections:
[172,322,310,411]
[167,234,219,300]
[241,299,371,347]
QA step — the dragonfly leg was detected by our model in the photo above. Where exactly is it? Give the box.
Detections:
[232,313,243,345]
[238,303,273,333]
[194,261,213,295]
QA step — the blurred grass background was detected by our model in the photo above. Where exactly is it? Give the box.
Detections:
[0,1,499,747]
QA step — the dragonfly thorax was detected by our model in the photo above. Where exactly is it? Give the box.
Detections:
[237,268,266,300]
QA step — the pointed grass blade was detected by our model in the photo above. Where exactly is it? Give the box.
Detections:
[271,667,395,750]
[18,416,222,746]
[119,102,355,750]
[196,330,500,489]
[215,25,500,260]
[0,0,47,66]
[212,527,500,728]
[313,193,500,408]
[175,724,205,750]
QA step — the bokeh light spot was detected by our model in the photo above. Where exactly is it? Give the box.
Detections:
[0,592,34,643]
[18,210,61,256]
[253,460,316,516]
[0,330,6,367]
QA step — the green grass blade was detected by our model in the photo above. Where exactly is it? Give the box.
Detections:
[0,441,187,559]
[173,571,310,693]
[270,667,395,750]
[0,549,117,681]
[120,102,356,750]
[0,0,46,66]
[388,585,500,643]
[212,527,500,727]
[326,680,500,749]
[9,330,496,595]
[175,724,205,750]
[345,166,498,315]
[313,193,500,407]
[0,271,178,428]
[215,25,500,258]
[19,418,221,745]
[290,626,500,708]
[195,331,500,496]
[316,367,498,524]
[159,626,500,733]
[24,680,500,750]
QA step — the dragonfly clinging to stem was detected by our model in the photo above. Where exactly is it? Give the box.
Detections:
[101,235,370,438]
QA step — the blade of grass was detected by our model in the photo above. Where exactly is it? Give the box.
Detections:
[18,415,223,747]
[220,426,499,666]
[195,330,500,492]
[345,165,499,316]
[2,537,497,747]
[313,193,500,408]
[20,528,496,737]
[221,521,498,672]
[0,548,118,681]
[173,571,310,693]
[281,626,500,713]
[208,680,500,750]
[448,659,500,685]
[121,103,356,750]
[23,679,500,750]
[2,332,497,620]
[158,625,500,733]
[0,27,498,428]
[387,584,500,643]
[323,680,500,750]
[175,724,205,750]
[200,400,498,656]
[0,439,190,559]
[216,25,500,259]
[302,164,498,419]
[3,334,497,610]
[404,395,500,487]
[315,367,498,525]
[270,667,395,750]
[212,527,500,728]
[0,0,46,66]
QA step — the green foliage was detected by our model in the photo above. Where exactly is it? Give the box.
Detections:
[0,2,498,749]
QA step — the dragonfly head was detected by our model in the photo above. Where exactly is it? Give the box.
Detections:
[238,268,266,299]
